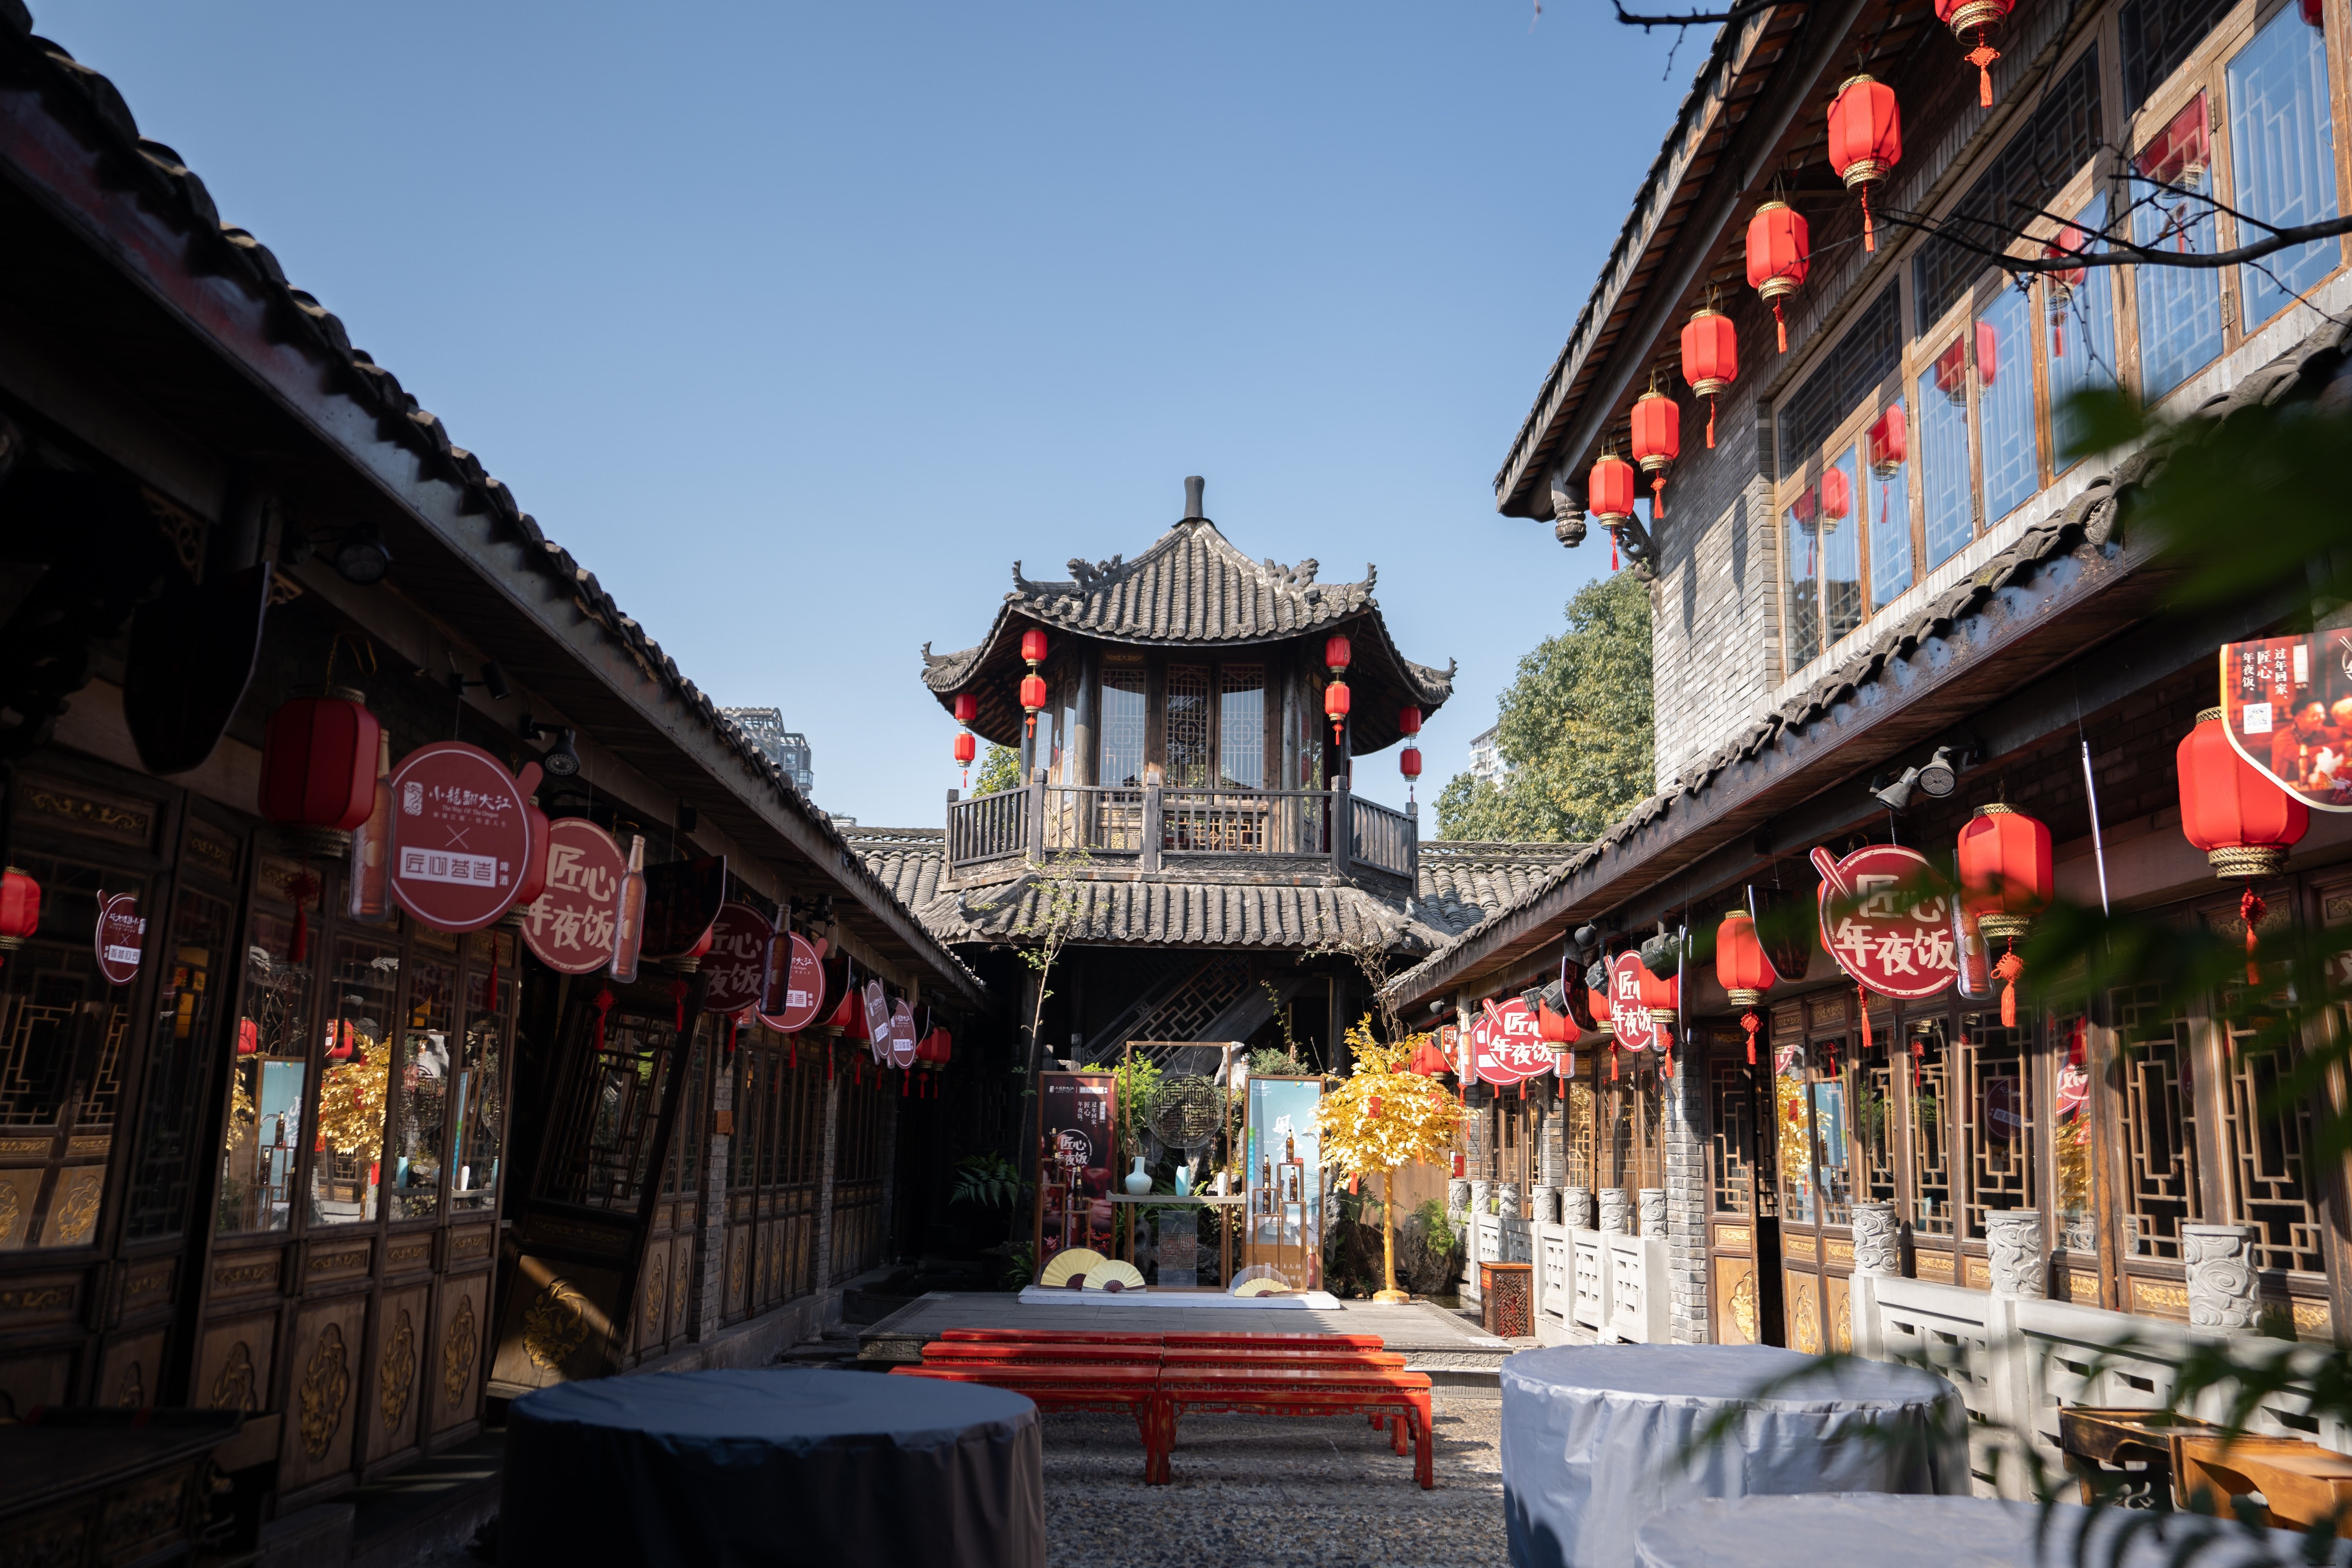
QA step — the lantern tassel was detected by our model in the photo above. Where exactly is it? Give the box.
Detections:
[2241,886,2267,985]
[1859,183,1876,252]
[1857,986,1873,1054]
[1651,474,1666,519]
[1993,940,2025,1030]
[1774,298,1788,353]
[670,978,690,1034]
[1706,396,1717,449]
[1611,1040,1619,1082]
[1610,532,1620,572]
[1968,35,2000,106]
[593,987,615,1051]
[1742,1009,1760,1066]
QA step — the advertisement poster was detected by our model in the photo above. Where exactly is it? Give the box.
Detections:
[1469,998,1553,1085]
[1810,842,1958,1000]
[2221,633,2352,809]
[1033,1071,1116,1275]
[387,741,532,932]
[1245,1075,1323,1290]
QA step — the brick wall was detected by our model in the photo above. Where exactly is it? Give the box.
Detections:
[1664,1035,1712,1344]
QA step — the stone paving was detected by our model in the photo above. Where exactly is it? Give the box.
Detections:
[1040,1389,1507,1568]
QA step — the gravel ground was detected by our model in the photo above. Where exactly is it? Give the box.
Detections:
[1040,1390,1507,1568]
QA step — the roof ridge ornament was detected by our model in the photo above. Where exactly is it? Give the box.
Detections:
[1183,475,1205,520]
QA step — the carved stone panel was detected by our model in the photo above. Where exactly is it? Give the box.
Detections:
[1597,1189,1629,1234]
[1496,1183,1523,1221]
[1637,1189,1667,1236]
[1469,1180,1491,1219]
[2181,1223,2262,1330]
[1985,1210,2047,1300]
[365,1285,429,1466]
[432,1274,488,1434]
[280,1296,367,1492]
[1562,1187,1593,1229]
[1530,1186,1561,1225]
[1447,1179,1470,1214]
[1851,1201,1901,1278]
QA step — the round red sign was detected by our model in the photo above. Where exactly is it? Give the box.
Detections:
[1468,999,1552,1085]
[889,1000,918,1068]
[1812,843,1958,1000]
[94,892,143,986]
[701,902,773,1014]
[862,980,891,1062]
[520,818,626,976]
[1607,952,1657,1052]
[388,742,533,933]
[759,934,827,1034]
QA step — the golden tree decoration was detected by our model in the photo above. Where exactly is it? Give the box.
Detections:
[314,1028,390,1156]
[1314,1016,1467,1304]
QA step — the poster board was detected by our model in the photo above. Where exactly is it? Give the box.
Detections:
[1244,1075,1323,1290]
[1032,1071,1117,1279]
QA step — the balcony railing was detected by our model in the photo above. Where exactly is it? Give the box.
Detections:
[944,776,1417,882]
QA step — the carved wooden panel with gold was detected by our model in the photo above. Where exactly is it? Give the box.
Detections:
[96,1327,167,1408]
[0,1272,81,1327]
[209,1247,282,1298]
[196,1314,276,1415]
[486,1255,624,1397]
[303,1241,372,1289]
[364,1285,428,1467]
[432,1272,488,1435]
[1784,1270,1822,1354]
[384,1235,434,1278]
[1713,1223,1752,1252]
[1714,1258,1760,1344]
[638,1239,671,1356]
[279,1296,367,1493]
[448,1225,494,1266]
[1825,1272,1854,1354]
[1784,1230,1817,1260]
[1914,1248,1955,1282]
[118,1256,176,1326]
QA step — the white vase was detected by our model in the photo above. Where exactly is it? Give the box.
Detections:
[1125,1157,1152,1196]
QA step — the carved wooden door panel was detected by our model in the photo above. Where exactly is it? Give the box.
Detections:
[1705,1053,1781,1346]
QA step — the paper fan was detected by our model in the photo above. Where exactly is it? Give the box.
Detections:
[1235,1278,1290,1297]
[1229,1264,1286,1296]
[1081,1259,1147,1292]
[1039,1247,1105,1288]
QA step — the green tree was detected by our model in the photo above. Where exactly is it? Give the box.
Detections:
[1436,571,1652,842]
[973,742,1022,796]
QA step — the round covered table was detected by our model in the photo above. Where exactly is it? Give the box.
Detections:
[1635,1493,2350,1568]
[503,1368,1044,1568]
[1501,1345,1967,1568]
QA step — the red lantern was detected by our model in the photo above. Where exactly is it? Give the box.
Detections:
[1716,909,1775,1065]
[1958,804,2054,1028]
[1325,634,1352,674]
[1746,201,1810,352]
[0,866,38,962]
[1589,451,1639,571]
[953,691,979,726]
[1934,338,1969,402]
[2180,705,2310,982]
[1629,388,1681,519]
[1828,74,1902,253]
[1325,679,1351,746]
[259,695,381,852]
[1020,628,1049,667]
[954,731,977,768]
[1936,0,2014,105]
[1399,746,1422,781]
[237,1017,259,1056]
[1868,405,1907,475]
[1019,672,1048,739]
[1408,1038,1450,1076]
[1681,306,1738,449]
[1634,960,1679,1078]
[1976,320,2000,387]
[1819,466,1851,526]
[1399,706,1422,737]
[2045,227,2089,356]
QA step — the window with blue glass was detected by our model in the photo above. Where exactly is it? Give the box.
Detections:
[1784,479,1823,662]
[1920,336,1975,571]
[1978,288,2039,523]
[2229,2,2341,329]
[2047,195,2119,462]
[1866,405,1913,613]
[2132,96,2225,400]
[1820,446,1863,647]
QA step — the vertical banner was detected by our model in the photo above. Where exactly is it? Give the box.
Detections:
[1244,1076,1324,1290]
[1033,1071,1116,1278]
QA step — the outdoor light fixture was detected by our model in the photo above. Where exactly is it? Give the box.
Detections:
[334,525,392,585]
[1873,768,1921,813]
[538,727,580,778]
[447,661,512,701]
[1918,744,1964,797]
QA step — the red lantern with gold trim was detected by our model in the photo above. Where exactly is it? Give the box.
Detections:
[2180,704,2309,982]
[1324,679,1351,746]
[1020,628,1049,667]
[1399,706,1422,738]
[1399,746,1422,782]
[1958,804,2053,1028]
[260,692,382,858]
[1018,673,1048,739]
[0,866,38,964]
[954,731,977,772]
[1634,959,1679,1076]
[1936,0,2014,105]
[1589,450,1639,572]
[1325,634,1352,675]
[1629,387,1681,519]
[1746,201,1810,352]
[1828,74,1902,253]
[1715,909,1775,1065]
[1681,305,1738,449]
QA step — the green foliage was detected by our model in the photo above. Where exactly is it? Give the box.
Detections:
[973,742,1022,797]
[1436,571,1654,842]
[1248,1046,1302,1079]
[1079,1056,1163,1134]
[949,1153,1022,1211]
[1413,1197,1456,1256]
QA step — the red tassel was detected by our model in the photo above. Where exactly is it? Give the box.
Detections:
[1611,1041,1619,1082]
[1518,1078,1526,1100]
[1611,534,1620,572]
[1774,299,1788,353]
[1742,1010,1759,1066]
[2241,887,2267,985]
[1706,397,1717,449]
[593,987,615,1051]
[1993,942,2025,1030]
[1663,1044,1674,1079]
[669,978,689,1034]
[1651,473,1666,519]
[1860,183,1876,252]
[1857,986,1873,1054]
[1968,35,1999,106]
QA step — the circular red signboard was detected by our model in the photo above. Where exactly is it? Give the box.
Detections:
[94,892,143,986]
[1469,999,1552,1085]
[1607,952,1657,1052]
[1813,842,1958,1000]
[388,742,533,933]
[889,1000,918,1068]
[862,980,891,1062]
[702,902,773,1015]
[759,934,827,1034]
[520,818,626,976]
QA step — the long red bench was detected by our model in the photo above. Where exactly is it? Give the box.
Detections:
[1158,1364,1435,1489]
[889,1363,1166,1479]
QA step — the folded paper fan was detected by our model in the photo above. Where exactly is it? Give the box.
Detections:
[1229,1264,1289,1297]
[1040,1247,1105,1288]
[1082,1260,1147,1292]
[1235,1278,1290,1297]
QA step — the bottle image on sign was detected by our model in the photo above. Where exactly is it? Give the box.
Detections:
[385,740,532,933]
[759,932,826,1034]
[610,835,648,984]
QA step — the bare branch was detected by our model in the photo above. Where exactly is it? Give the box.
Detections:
[1879,205,2352,274]
[1611,0,1780,25]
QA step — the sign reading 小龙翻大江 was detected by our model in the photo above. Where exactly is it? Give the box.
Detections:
[521,818,626,975]
[94,891,143,985]
[388,742,532,933]
[2220,633,2352,811]
[889,999,918,1068]
[759,933,827,1033]
[1811,842,1957,1000]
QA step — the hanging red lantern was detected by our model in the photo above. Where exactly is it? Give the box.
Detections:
[1681,305,1738,449]
[953,691,979,727]
[1408,1037,1450,1076]
[1716,909,1775,1066]
[1325,634,1352,675]
[0,866,38,962]
[1819,465,1851,526]
[259,693,381,855]
[2045,227,2089,356]
[1020,628,1049,667]
[1746,201,1810,352]
[1868,406,1907,475]
[1589,450,1639,572]
[1828,74,1902,253]
[2180,705,2309,982]
[1399,746,1422,781]
[1398,706,1422,738]
[1018,673,1048,739]
[954,730,977,772]
[1976,320,2000,387]
[1629,387,1681,518]
[1325,679,1351,746]
[1935,0,2014,105]
[1958,804,2054,1028]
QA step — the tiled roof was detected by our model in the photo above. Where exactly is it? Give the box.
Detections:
[1417,841,1587,935]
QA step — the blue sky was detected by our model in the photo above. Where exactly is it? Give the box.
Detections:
[34,1,1683,826]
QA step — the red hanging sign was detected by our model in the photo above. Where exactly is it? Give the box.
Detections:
[1469,999,1554,1085]
[888,999,918,1068]
[758,933,827,1034]
[701,902,773,1014]
[2220,633,2352,811]
[388,742,532,932]
[862,979,891,1060]
[1607,952,1657,1052]
[520,818,625,976]
[1811,843,1958,1000]
[94,892,144,986]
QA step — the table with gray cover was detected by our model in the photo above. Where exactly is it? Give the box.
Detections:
[503,1367,1044,1568]
[1635,1493,2352,1568]
[1501,1345,1967,1568]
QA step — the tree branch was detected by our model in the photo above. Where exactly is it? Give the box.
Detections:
[1611,0,1782,25]
[1880,206,2352,274]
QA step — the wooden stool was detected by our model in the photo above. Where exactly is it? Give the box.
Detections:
[2176,1434,2352,1534]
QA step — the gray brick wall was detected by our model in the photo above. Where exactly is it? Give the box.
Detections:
[1665,1034,1712,1344]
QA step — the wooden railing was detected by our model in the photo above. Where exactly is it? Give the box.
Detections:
[946,774,1417,882]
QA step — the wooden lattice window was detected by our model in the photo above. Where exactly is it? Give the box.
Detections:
[1165,665,1211,787]
[2115,982,2200,1260]
[2217,991,2325,1274]
[1909,1019,1955,1238]
[1707,1058,1754,1216]
[1564,1066,1596,1190]
[1961,1011,2034,1240]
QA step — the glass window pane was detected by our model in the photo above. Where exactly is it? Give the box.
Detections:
[1821,446,1862,646]
[1099,664,1146,788]
[1166,665,1210,787]
[2133,96,2225,400]
[1780,289,1902,468]
[1783,481,1823,665]
[1921,339,1976,568]
[2122,0,2236,113]
[2055,1016,2098,1254]
[1218,666,1265,790]
[313,936,398,1225]
[450,930,510,1214]
[125,887,232,1240]
[2049,196,2120,460]
[1775,1060,1815,1226]
[2230,2,2341,327]
[389,956,452,1219]
[1866,407,1913,612]
[1979,288,2039,523]
[221,909,310,1235]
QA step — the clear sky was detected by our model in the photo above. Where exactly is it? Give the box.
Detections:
[32,1,1684,827]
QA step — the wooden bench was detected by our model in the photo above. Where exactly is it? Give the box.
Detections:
[2176,1434,2352,1534]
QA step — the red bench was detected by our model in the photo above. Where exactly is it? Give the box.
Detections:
[1158,1364,1435,1488]
[889,1363,1166,1480]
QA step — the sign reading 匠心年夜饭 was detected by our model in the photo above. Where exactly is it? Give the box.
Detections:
[388,741,532,933]
[521,818,625,975]
[1469,998,1553,1084]
[1606,951,1657,1052]
[699,902,773,1014]
[1811,842,1958,1000]
[2221,633,2352,810]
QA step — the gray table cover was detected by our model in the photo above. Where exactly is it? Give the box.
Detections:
[1501,1345,1967,1568]
[1636,1494,2352,1568]
[504,1368,1044,1568]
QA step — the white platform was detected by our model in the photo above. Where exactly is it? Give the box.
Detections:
[1015,1286,1342,1310]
